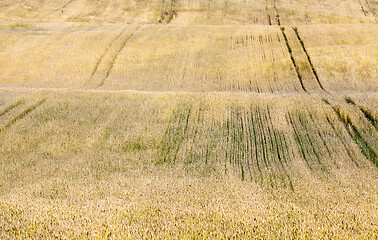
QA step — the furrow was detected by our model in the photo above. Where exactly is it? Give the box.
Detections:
[0,98,47,133]
[83,26,129,87]
[296,112,323,168]
[323,99,377,167]
[286,111,312,170]
[0,99,24,118]
[238,111,245,181]
[158,105,191,164]
[98,26,141,87]
[255,107,276,188]
[345,97,377,130]
[266,107,294,190]
[187,105,203,164]
[250,108,263,185]
[292,27,326,92]
[280,27,306,93]
[324,114,359,167]
[243,110,254,181]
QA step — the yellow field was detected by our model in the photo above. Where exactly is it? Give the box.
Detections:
[0,0,377,238]
[0,0,376,24]
[0,23,376,92]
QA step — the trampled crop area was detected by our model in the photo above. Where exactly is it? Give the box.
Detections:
[0,0,377,238]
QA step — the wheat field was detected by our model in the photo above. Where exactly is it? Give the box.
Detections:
[0,0,377,239]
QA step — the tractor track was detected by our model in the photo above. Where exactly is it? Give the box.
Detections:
[61,0,76,10]
[0,98,47,133]
[280,27,307,93]
[345,97,377,130]
[82,26,130,87]
[82,26,141,88]
[99,26,141,87]
[266,0,280,25]
[323,99,377,167]
[280,26,330,94]
[0,99,24,118]
[358,0,377,21]
[292,27,326,92]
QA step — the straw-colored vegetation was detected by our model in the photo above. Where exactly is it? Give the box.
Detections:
[0,0,376,24]
[0,0,377,238]
[0,91,377,238]
[1,23,376,93]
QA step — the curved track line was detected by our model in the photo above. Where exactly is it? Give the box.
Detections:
[292,27,327,93]
[323,99,377,167]
[82,26,129,87]
[0,99,24,117]
[98,26,141,87]
[0,98,46,133]
[280,27,307,93]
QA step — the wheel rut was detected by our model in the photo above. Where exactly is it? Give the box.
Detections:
[0,98,47,133]
[280,26,328,94]
[83,25,141,89]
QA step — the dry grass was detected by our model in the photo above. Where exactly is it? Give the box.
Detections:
[0,22,129,88]
[0,0,375,24]
[0,23,376,93]
[0,90,377,238]
[0,0,377,238]
[294,24,378,93]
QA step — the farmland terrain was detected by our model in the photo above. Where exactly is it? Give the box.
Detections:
[0,0,377,238]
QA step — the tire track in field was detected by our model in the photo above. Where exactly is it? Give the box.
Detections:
[359,0,369,16]
[322,99,377,167]
[100,26,141,87]
[345,97,378,130]
[159,0,178,23]
[280,26,329,94]
[60,0,76,10]
[292,27,326,92]
[280,27,307,93]
[266,0,280,25]
[359,0,376,16]
[158,103,192,164]
[273,0,280,25]
[0,99,24,118]
[82,26,129,87]
[0,98,46,133]
[83,26,140,89]
[365,0,377,17]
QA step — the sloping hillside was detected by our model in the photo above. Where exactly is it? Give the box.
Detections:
[0,0,377,238]
[0,0,377,24]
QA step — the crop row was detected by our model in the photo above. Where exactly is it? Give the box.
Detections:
[1,93,376,190]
